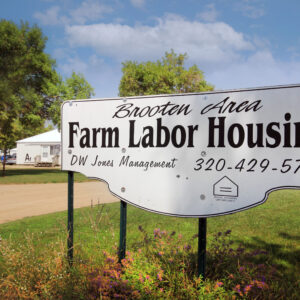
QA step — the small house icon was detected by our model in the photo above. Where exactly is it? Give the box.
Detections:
[213,176,238,197]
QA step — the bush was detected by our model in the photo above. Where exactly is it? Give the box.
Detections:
[0,228,298,299]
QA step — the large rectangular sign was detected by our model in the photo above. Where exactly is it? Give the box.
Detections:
[61,84,300,217]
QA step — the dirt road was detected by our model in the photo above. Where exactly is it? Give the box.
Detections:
[0,181,119,224]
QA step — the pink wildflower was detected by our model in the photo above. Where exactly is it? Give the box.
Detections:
[244,284,253,294]
[215,281,223,289]
[157,270,164,281]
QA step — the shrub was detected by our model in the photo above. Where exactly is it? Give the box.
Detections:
[0,227,298,299]
[0,233,87,299]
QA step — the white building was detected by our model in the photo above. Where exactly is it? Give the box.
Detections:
[16,129,61,165]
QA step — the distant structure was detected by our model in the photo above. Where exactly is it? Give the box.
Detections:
[16,130,61,166]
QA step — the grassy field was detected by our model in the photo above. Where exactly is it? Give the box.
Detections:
[1,189,299,259]
[0,166,90,184]
[0,188,299,298]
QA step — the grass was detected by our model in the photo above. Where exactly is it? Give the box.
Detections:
[0,189,299,298]
[1,189,299,251]
[0,167,90,184]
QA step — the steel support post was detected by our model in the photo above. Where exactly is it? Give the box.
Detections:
[118,200,127,262]
[67,171,74,265]
[198,217,207,278]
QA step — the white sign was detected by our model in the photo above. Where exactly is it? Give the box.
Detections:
[61,85,300,217]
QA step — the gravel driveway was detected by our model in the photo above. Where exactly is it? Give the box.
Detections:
[0,181,119,224]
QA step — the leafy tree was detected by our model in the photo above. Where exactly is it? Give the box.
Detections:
[119,50,214,97]
[0,20,58,175]
[47,72,95,127]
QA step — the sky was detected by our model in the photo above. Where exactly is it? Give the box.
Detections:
[1,0,300,98]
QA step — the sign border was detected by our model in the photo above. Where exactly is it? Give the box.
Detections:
[61,84,300,218]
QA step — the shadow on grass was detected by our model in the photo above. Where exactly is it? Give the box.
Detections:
[233,234,300,278]
[239,234,300,263]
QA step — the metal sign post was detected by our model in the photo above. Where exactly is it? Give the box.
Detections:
[67,171,74,265]
[198,218,207,278]
[118,200,127,262]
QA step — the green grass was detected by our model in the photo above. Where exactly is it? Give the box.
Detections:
[1,189,299,266]
[0,168,90,184]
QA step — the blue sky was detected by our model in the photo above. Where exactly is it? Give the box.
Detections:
[1,0,300,98]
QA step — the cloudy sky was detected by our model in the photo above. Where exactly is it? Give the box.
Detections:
[1,0,300,98]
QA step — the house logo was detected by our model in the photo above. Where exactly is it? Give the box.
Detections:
[213,176,238,198]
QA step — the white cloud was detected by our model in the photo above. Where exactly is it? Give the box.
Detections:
[58,55,120,98]
[70,0,113,24]
[197,4,219,22]
[60,56,89,74]
[207,50,300,90]
[66,14,253,70]
[130,0,145,8]
[52,48,69,60]
[235,0,265,19]
[34,6,69,26]
[34,0,112,26]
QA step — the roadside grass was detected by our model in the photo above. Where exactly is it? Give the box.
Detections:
[0,189,299,298]
[0,167,90,184]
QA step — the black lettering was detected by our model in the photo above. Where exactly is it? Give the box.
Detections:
[202,97,229,114]
[92,128,101,148]
[113,103,133,118]
[228,124,245,148]
[102,128,119,147]
[208,117,225,147]
[177,104,192,115]
[283,113,291,147]
[171,125,186,148]
[266,123,281,148]
[156,118,170,147]
[71,155,77,165]
[80,128,91,148]
[201,103,213,114]
[119,155,130,166]
[128,120,140,147]
[141,126,154,147]
[91,155,98,166]
[168,104,180,115]
[187,125,199,147]
[139,106,151,117]
[149,106,160,117]
[160,102,173,116]
[69,122,80,148]
[78,155,88,165]
[246,123,263,148]
[223,100,237,113]
[236,101,249,112]
[245,100,263,112]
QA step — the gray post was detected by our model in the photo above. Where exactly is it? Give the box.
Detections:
[198,217,207,278]
[68,171,74,265]
[118,200,127,262]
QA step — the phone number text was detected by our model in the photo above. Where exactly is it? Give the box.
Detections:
[193,158,300,174]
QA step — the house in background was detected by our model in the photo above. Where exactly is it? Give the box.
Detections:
[16,129,61,165]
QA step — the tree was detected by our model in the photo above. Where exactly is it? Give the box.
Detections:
[0,20,58,175]
[119,50,214,97]
[47,72,95,127]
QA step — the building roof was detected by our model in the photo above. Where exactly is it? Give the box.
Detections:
[17,129,61,144]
